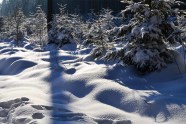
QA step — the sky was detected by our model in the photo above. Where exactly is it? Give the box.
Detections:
[0,0,2,4]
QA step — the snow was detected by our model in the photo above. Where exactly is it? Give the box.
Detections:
[133,50,149,64]
[0,41,186,124]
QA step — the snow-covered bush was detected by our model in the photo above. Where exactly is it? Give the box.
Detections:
[103,0,186,73]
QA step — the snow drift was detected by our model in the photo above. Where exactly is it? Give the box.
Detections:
[0,41,186,124]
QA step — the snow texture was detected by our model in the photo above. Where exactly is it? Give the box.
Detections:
[0,41,186,124]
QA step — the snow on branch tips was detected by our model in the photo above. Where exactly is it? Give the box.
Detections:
[103,0,186,73]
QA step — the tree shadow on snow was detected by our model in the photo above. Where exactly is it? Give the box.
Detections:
[45,47,95,123]
[45,48,70,123]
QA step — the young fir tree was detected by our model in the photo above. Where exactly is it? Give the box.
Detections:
[34,6,47,46]
[70,13,84,45]
[48,4,75,48]
[84,9,115,59]
[103,0,186,73]
[0,17,3,31]
[14,8,25,46]
[0,17,4,38]
[2,16,14,39]
[24,13,35,37]
[88,20,111,58]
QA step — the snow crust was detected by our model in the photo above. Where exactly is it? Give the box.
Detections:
[0,41,186,124]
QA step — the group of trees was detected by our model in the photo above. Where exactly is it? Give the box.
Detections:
[0,0,186,74]
[0,0,47,16]
[46,0,186,73]
[0,0,186,16]
[0,0,126,16]
[0,6,47,46]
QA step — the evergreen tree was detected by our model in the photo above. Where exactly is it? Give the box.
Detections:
[0,17,4,39]
[34,6,47,46]
[48,4,76,47]
[103,0,186,73]
[0,17,4,32]
[14,8,25,46]
[84,9,116,58]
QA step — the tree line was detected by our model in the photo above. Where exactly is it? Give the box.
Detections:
[0,0,47,16]
[1,0,185,17]
[0,0,127,16]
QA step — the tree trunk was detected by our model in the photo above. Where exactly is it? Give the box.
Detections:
[47,0,52,31]
[148,0,152,11]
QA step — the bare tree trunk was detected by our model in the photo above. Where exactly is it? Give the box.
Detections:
[149,0,152,11]
[47,0,52,31]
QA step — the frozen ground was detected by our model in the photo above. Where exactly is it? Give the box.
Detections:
[0,41,186,124]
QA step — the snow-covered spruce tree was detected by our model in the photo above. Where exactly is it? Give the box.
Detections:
[23,13,35,37]
[48,4,75,48]
[103,0,186,73]
[0,17,3,32]
[13,8,25,46]
[178,10,186,41]
[84,9,116,59]
[0,17,5,39]
[68,13,85,46]
[87,21,111,58]
[34,6,47,46]
[82,10,98,45]
[1,15,20,40]
[99,9,116,31]
[86,9,98,23]
[0,16,13,39]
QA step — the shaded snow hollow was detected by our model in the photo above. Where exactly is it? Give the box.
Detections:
[0,41,186,124]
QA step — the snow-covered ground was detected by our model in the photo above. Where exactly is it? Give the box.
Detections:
[0,41,186,124]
